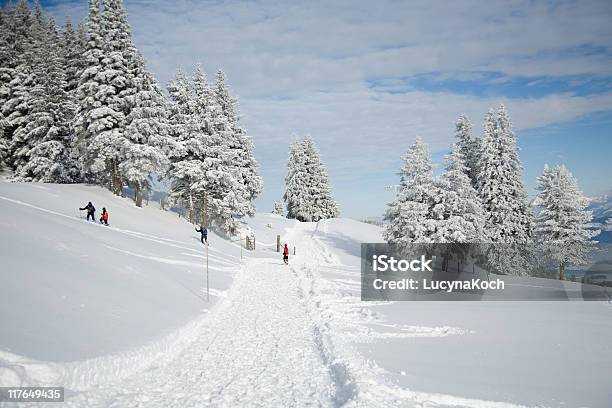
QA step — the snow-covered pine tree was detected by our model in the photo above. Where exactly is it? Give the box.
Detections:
[384,138,438,246]
[74,0,139,194]
[272,200,284,216]
[454,114,478,188]
[431,144,486,243]
[61,17,85,118]
[120,58,172,207]
[300,136,339,221]
[474,105,534,275]
[8,2,48,174]
[16,17,79,182]
[73,0,108,183]
[190,65,236,231]
[3,0,36,171]
[284,137,307,220]
[475,105,533,243]
[166,67,196,220]
[213,69,262,218]
[534,165,599,280]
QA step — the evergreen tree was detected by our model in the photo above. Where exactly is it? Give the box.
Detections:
[475,105,533,243]
[474,105,534,275]
[8,2,47,173]
[383,138,438,246]
[190,65,237,232]
[300,136,339,221]
[454,114,478,187]
[284,137,307,220]
[17,17,79,182]
[213,69,262,217]
[3,0,35,171]
[73,0,108,183]
[120,61,171,207]
[534,165,599,280]
[166,67,195,219]
[272,200,284,216]
[431,144,486,243]
[74,0,139,194]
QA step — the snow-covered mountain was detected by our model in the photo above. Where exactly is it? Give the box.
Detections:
[589,191,612,242]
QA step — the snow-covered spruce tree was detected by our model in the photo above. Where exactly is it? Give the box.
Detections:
[119,60,172,207]
[534,165,599,280]
[300,136,339,221]
[0,0,30,168]
[475,105,534,275]
[8,2,48,174]
[384,138,438,246]
[190,65,238,232]
[214,69,262,217]
[272,201,284,216]
[74,0,139,194]
[431,144,486,243]
[3,0,38,172]
[16,17,79,182]
[166,67,196,221]
[72,0,108,184]
[284,137,307,220]
[455,114,478,188]
[475,105,533,242]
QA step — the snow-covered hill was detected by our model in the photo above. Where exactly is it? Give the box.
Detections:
[0,181,244,386]
[1,181,611,407]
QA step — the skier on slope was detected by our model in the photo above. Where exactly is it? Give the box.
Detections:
[195,226,208,244]
[99,208,109,225]
[283,244,289,265]
[79,201,96,222]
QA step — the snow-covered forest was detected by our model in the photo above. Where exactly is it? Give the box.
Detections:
[0,0,262,234]
[384,105,599,279]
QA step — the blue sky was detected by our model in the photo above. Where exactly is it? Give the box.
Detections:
[32,0,612,218]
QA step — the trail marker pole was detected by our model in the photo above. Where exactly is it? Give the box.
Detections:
[276,235,280,252]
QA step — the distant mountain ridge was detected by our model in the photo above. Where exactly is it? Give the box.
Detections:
[589,191,612,242]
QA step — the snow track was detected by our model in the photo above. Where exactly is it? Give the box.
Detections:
[57,256,337,407]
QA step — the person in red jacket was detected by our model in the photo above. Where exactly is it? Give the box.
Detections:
[283,244,289,265]
[100,208,109,225]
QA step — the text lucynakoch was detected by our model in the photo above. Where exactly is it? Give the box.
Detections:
[372,278,505,292]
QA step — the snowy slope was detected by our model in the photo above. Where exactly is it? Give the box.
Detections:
[0,181,242,385]
[303,218,612,408]
[1,183,611,407]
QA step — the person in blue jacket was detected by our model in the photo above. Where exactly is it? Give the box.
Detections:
[195,226,208,244]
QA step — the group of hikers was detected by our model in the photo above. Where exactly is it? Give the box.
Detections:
[79,200,290,264]
[79,201,109,225]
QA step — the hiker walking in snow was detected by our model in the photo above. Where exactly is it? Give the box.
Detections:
[100,208,109,225]
[283,244,289,265]
[196,226,208,244]
[80,201,96,222]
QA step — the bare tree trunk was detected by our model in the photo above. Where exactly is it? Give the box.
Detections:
[188,191,194,224]
[110,159,122,196]
[559,263,565,280]
[135,182,142,207]
[203,193,209,227]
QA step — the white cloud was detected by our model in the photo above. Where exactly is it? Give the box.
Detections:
[43,0,612,217]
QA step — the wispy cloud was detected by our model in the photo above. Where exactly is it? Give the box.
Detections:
[42,0,612,217]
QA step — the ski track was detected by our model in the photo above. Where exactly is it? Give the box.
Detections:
[55,256,337,407]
